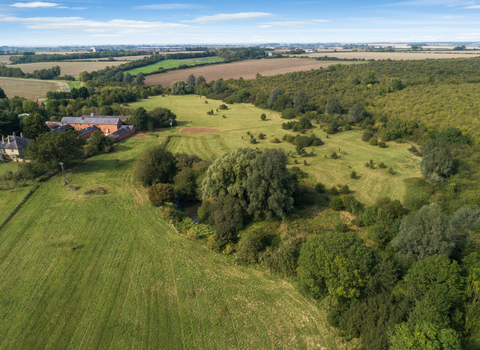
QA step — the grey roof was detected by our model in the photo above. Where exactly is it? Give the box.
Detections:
[79,125,99,136]
[1,135,30,150]
[61,117,122,125]
[111,125,135,137]
[81,115,127,122]
[54,124,74,133]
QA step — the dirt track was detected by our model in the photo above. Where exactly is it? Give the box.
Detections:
[145,58,358,87]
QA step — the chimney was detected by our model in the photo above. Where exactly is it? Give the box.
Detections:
[1,135,4,143]
[91,113,95,117]
[81,116,84,120]
[20,132,23,138]
[7,136,10,143]
[12,131,15,136]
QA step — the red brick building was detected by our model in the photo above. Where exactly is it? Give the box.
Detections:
[60,116,123,134]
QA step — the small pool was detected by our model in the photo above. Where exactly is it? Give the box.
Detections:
[174,200,202,223]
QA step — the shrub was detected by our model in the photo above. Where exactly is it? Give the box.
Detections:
[258,133,266,140]
[303,160,308,166]
[350,171,357,179]
[369,137,378,146]
[261,113,266,121]
[331,152,338,159]
[330,196,345,211]
[219,104,228,110]
[388,168,395,175]
[250,138,257,144]
[339,185,350,194]
[330,186,339,195]
[235,229,267,265]
[270,137,281,143]
[135,145,177,187]
[344,124,352,131]
[315,182,326,193]
[378,141,386,148]
[362,130,374,142]
[379,162,387,168]
[148,183,174,206]
[281,108,298,119]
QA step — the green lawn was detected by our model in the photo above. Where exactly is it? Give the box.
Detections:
[0,185,31,224]
[125,57,225,76]
[0,132,351,349]
[67,81,82,90]
[0,162,19,174]
[130,95,421,204]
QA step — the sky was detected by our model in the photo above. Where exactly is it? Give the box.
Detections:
[0,0,480,46]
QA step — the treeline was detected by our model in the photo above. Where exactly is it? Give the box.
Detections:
[9,50,150,64]
[0,65,67,80]
[215,47,267,62]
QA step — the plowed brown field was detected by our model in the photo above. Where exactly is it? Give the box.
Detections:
[144,58,359,87]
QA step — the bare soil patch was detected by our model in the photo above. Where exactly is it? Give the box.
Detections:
[180,127,221,135]
[145,58,359,87]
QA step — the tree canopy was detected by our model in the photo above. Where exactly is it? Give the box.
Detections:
[420,139,454,182]
[135,145,177,187]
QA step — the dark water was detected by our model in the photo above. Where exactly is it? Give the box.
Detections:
[174,200,201,223]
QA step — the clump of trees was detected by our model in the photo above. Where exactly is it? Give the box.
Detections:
[199,148,296,251]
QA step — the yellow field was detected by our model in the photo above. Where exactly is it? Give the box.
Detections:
[130,95,421,204]
[0,77,69,100]
[289,51,480,60]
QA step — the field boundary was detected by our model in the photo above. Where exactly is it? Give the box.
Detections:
[0,185,38,232]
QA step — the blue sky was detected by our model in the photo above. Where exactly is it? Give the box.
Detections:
[0,0,480,46]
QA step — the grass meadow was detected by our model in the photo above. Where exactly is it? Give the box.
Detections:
[125,57,225,76]
[130,95,421,204]
[0,130,352,349]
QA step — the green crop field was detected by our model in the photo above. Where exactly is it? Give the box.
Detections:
[0,131,352,349]
[67,81,82,90]
[130,95,421,204]
[125,57,225,76]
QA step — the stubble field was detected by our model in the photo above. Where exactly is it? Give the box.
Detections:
[0,77,69,100]
[10,61,126,77]
[144,58,361,87]
[289,51,480,60]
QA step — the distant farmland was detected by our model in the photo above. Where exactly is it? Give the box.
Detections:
[0,77,69,100]
[289,51,480,60]
[125,57,225,75]
[144,58,360,87]
[11,61,126,77]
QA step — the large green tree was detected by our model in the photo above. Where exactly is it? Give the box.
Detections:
[0,86,6,99]
[325,96,341,115]
[130,107,148,131]
[297,231,376,301]
[21,113,49,139]
[293,90,309,113]
[148,107,177,128]
[134,145,177,187]
[347,103,366,124]
[25,130,86,171]
[267,87,283,108]
[134,72,145,86]
[246,148,295,219]
[186,74,196,87]
[420,139,454,182]
[391,203,454,262]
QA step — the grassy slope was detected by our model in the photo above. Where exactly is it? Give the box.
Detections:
[130,95,421,204]
[0,77,56,100]
[125,57,225,76]
[0,134,349,349]
[0,185,31,224]
[67,81,82,90]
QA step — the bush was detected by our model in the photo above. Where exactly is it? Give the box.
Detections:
[344,124,352,131]
[339,185,350,194]
[362,130,374,142]
[330,196,345,211]
[330,186,339,195]
[388,168,395,175]
[235,229,267,265]
[331,152,338,159]
[369,137,378,146]
[261,113,266,121]
[148,183,174,206]
[378,141,386,148]
[258,133,266,140]
[315,182,326,193]
[250,138,257,144]
[350,171,357,179]
[379,162,387,168]
[270,137,281,143]
[281,108,298,119]
[219,104,228,110]
[134,145,177,187]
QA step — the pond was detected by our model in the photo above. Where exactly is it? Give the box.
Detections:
[174,200,202,223]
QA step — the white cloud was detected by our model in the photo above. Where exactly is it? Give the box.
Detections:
[464,4,480,7]
[134,3,205,10]
[0,15,191,34]
[258,24,271,28]
[71,7,86,10]
[184,12,274,24]
[263,19,329,27]
[11,1,59,8]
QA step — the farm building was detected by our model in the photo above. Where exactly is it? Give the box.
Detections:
[57,114,135,141]
[0,133,30,162]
